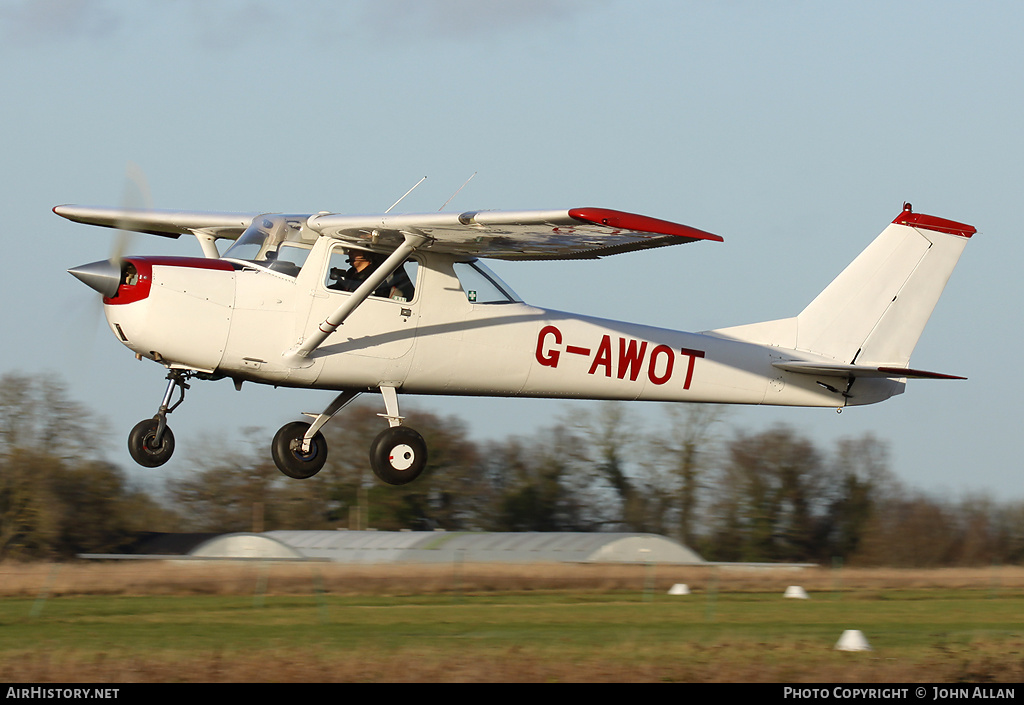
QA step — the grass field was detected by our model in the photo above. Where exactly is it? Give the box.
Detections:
[1,562,1022,682]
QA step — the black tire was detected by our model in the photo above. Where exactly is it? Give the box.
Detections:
[369,426,427,485]
[128,418,175,468]
[272,421,328,479]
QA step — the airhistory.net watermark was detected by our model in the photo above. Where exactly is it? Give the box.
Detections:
[6,688,119,699]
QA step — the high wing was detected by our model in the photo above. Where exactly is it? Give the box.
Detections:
[54,204,722,260]
[306,207,723,260]
[53,205,256,241]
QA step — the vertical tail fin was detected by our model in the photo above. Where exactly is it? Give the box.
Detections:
[711,204,975,366]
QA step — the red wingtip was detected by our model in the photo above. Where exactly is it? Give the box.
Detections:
[569,208,723,242]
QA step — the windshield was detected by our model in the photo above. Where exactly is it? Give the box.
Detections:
[223,215,316,276]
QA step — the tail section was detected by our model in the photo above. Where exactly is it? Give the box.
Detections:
[712,204,974,369]
[796,204,974,366]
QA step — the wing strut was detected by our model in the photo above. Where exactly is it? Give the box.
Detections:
[285,232,429,366]
[192,230,222,259]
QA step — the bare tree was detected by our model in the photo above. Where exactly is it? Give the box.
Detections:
[705,426,825,562]
[482,424,596,532]
[167,427,290,533]
[568,403,655,531]
[655,404,726,546]
[0,372,171,559]
[819,433,895,561]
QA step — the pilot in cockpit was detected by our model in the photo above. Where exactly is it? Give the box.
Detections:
[328,249,414,301]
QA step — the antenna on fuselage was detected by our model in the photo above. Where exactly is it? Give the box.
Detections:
[439,171,477,211]
[385,176,427,214]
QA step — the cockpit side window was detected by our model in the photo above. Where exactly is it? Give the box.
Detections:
[323,246,417,302]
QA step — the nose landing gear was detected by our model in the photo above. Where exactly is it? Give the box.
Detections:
[127,369,191,468]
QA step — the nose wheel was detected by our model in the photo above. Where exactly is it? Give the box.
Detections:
[128,418,175,468]
[127,369,191,468]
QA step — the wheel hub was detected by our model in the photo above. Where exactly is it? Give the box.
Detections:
[389,444,416,470]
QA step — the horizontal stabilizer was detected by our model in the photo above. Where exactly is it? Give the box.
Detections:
[773,361,965,380]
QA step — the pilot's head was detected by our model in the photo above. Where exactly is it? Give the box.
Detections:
[347,250,377,271]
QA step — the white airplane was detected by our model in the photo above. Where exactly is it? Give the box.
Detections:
[58,200,974,485]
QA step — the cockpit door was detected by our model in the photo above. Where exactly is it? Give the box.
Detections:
[301,243,421,361]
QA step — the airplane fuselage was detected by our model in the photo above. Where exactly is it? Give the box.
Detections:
[101,241,896,411]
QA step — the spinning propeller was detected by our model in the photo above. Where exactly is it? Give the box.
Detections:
[67,162,152,298]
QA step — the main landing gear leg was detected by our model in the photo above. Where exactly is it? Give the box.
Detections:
[127,369,192,468]
[271,390,361,480]
[368,386,428,486]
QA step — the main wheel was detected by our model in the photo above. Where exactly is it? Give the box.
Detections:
[369,426,427,485]
[272,421,328,479]
[128,418,175,468]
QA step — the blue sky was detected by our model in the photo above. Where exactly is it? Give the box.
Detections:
[2,0,1021,499]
